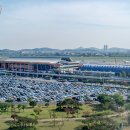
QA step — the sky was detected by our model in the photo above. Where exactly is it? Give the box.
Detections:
[0,0,130,50]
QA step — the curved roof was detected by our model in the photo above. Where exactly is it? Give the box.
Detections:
[1,58,60,65]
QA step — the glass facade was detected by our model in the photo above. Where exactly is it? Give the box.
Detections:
[0,62,55,72]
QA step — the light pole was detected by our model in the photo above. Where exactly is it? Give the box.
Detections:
[0,5,2,14]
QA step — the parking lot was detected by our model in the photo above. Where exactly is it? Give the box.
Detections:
[0,75,128,102]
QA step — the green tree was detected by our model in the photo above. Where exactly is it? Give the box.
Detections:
[29,100,37,108]
[45,102,49,107]
[0,102,10,112]
[9,116,38,129]
[57,98,82,110]
[33,106,42,115]
[98,94,112,104]
[112,94,125,107]
[21,104,26,112]
[11,104,16,113]
[17,104,22,112]
[97,94,124,110]
[76,117,117,130]
[97,94,112,109]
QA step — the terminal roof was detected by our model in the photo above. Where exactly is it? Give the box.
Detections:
[2,58,60,64]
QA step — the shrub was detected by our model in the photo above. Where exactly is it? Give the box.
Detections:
[82,110,113,117]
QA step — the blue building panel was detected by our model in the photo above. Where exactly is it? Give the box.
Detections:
[80,64,130,73]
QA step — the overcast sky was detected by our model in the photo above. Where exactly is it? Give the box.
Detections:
[0,0,130,50]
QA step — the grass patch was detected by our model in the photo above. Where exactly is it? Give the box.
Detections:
[0,104,128,130]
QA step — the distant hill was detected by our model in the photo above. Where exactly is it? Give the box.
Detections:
[106,47,129,53]
[0,47,130,57]
[19,47,61,54]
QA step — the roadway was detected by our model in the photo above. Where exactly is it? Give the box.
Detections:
[3,70,130,82]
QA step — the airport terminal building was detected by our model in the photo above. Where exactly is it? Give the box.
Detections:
[0,59,60,72]
[0,58,80,76]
